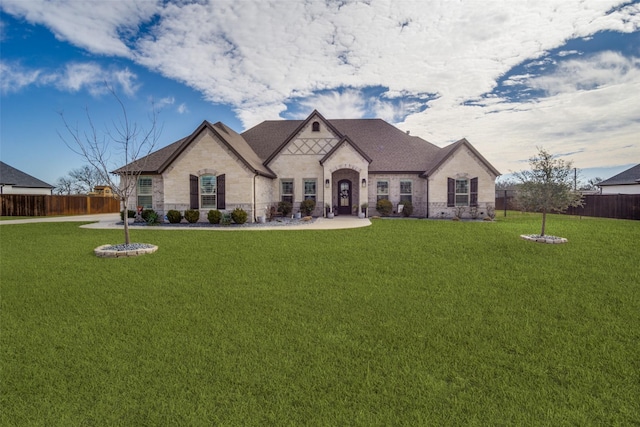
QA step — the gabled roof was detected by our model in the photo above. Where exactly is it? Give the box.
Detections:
[114,111,500,178]
[422,138,501,177]
[115,121,276,178]
[0,161,54,188]
[320,135,372,165]
[598,164,640,186]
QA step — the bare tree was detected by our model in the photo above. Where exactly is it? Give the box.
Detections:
[59,87,160,245]
[55,165,103,194]
[514,147,583,236]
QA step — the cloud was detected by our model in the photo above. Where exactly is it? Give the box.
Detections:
[2,0,639,173]
[0,60,139,96]
[0,61,41,93]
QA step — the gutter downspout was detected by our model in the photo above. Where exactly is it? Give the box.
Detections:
[253,174,257,223]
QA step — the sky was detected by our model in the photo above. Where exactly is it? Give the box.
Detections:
[1,0,639,188]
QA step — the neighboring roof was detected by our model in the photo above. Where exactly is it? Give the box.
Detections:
[598,164,640,186]
[115,112,500,178]
[0,161,54,188]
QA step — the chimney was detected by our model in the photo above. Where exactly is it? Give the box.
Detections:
[406,130,410,135]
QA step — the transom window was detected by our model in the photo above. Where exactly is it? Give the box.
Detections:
[200,175,217,208]
[137,177,152,208]
[281,179,294,204]
[303,179,317,201]
[455,179,469,206]
[376,180,389,201]
[400,180,412,203]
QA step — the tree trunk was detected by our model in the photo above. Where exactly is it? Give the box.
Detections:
[540,208,547,237]
[123,201,131,245]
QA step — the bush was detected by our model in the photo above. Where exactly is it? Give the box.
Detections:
[376,199,392,217]
[207,209,222,224]
[231,207,248,224]
[278,201,292,217]
[166,210,182,224]
[299,199,316,216]
[184,209,200,223]
[120,210,136,220]
[142,209,159,224]
[401,200,413,217]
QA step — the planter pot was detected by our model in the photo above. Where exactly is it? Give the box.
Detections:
[327,212,334,219]
[358,212,365,219]
[257,216,266,223]
[294,212,301,219]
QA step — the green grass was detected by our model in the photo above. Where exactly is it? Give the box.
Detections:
[1,213,639,425]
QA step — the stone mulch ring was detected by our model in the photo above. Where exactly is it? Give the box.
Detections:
[94,243,158,258]
[520,234,568,244]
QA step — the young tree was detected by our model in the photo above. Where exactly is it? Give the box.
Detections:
[514,147,583,236]
[59,88,160,245]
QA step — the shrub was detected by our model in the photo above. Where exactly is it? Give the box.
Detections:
[278,201,292,217]
[486,204,496,220]
[376,199,392,217]
[231,207,248,224]
[454,206,466,219]
[207,209,222,224]
[184,209,200,223]
[120,210,136,220]
[401,200,413,217]
[142,209,159,224]
[166,210,182,224]
[299,199,316,216]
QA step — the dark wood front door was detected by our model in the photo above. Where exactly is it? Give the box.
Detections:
[338,179,352,215]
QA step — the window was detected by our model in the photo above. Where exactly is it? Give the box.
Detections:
[281,179,293,204]
[455,179,469,206]
[376,180,389,201]
[137,177,152,208]
[200,175,217,208]
[303,179,317,201]
[312,121,320,132]
[400,180,412,203]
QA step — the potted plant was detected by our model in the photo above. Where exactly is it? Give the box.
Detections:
[361,202,368,217]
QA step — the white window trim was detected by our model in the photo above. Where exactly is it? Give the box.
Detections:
[200,175,217,209]
[455,179,469,206]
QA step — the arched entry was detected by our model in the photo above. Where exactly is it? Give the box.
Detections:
[338,179,352,215]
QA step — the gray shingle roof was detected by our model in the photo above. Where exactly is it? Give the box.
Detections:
[117,113,500,178]
[598,164,640,186]
[0,161,54,188]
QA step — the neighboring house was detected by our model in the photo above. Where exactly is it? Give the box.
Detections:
[89,185,116,197]
[115,110,500,221]
[0,161,54,195]
[598,164,640,194]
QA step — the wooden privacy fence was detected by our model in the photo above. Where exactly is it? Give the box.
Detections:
[1,194,120,216]
[566,194,640,220]
[496,192,640,220]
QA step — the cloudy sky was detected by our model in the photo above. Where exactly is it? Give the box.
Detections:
[1,0,639,186]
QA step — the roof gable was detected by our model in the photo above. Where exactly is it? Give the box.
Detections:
[320,136,372,165]
[262,110,344,166]
[423,138,501,177]
[599,164,640,186]
[0,161,54,188]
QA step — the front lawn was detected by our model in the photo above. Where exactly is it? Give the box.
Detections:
[1,213,638,425]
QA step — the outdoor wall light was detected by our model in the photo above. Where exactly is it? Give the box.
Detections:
[362,178,367,187]
[325,179,330,188]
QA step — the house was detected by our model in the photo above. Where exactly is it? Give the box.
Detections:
[88,185,116,197]
[115,110,500,221]
[0,161,54,195]
[598,164,640,194]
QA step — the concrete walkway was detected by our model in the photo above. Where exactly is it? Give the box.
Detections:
[1,213,371,231]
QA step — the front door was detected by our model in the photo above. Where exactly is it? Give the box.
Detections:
[338,179,352,215]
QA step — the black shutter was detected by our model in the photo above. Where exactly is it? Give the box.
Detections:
[190,175,199,209]
[447,178,455,207]
[217,174,226,209]
[470,177,478,207]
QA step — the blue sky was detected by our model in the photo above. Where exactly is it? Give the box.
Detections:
[1,0,639,187]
